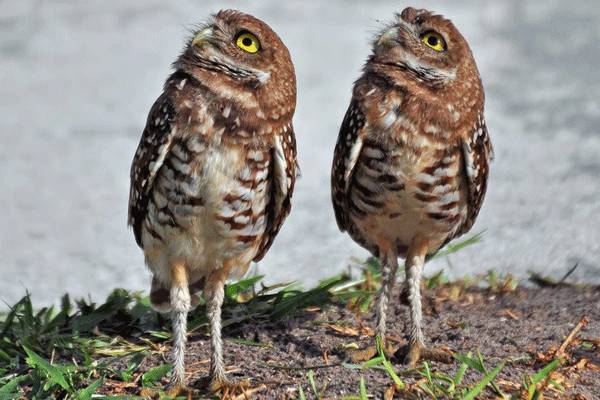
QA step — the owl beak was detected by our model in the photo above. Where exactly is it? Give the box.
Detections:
[192,27,214,47]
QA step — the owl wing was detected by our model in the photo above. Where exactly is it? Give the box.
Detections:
[253,126,297,261]
[331,100,366,232]
[128,93,177,247]
[458,114,494,235]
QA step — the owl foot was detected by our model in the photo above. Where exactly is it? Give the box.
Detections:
[350,342,398,363]
[163,379,193,398]
[209,376,252,397]
[401,343,453,367]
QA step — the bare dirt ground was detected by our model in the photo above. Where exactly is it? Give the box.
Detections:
[129,284,600,399]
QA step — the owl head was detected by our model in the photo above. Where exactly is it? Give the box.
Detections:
[177,10,296,112]
[370,7,481,93]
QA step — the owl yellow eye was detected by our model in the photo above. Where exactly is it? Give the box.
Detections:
[421,32,446,52]
[236,32,260,53]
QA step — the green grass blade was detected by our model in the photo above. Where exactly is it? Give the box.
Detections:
[463,361,505,400]
[225,275,264,300]
[422,362,433,383]
[430,232,485,260]
[382,358,404,389]
[23,345,71,391]
[362,356,384,369]
[359,376,368,400]
[0,296,27,338]
[307,370,319,398]
[417,381,436,398]
[476,350,504,395]
[531,358,561,386]
[453,352,470,386]
[375,336,405,389]
[453,352,485,373]
[0,375,28,397]
[527,358,562,400]
[77,378,103,400]
[270,278,344,319]
[141,364,172,387]
[0,349,11,363]
[298,385,307,400]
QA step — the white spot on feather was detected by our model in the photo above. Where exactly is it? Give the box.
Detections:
[222,106,231,118]
[344,136,364,192]
[425,125,440,134]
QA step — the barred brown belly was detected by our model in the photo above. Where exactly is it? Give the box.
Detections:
[346,141,467,257]
[141,139,271,276]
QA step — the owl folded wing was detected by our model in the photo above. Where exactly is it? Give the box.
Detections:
[458,114,494,235]
[331,100,366,232]
[253,125,298,261]
[128,94,178,247]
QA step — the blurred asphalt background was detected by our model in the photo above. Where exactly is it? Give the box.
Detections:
[1,0,599,306]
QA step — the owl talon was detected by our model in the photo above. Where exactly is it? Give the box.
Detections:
[402,343,453,367]
[164,382,192,398]
[209,376,251,397]
[350,342,398,363]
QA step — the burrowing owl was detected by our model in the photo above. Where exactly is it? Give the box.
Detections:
[331,7,492,365]
[128,10,297,392]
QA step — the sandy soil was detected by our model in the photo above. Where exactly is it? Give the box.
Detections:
[118,284,600,399]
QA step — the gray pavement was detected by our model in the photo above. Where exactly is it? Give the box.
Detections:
[1,0,599,306]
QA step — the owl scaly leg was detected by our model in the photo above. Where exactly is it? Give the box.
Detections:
[376,250,398,342]
[375,250,401,359]
[201,270,254,397]
[352,247,399,362]
[404,238,452,366]
[166,261,191,395]
[203,271,230,392]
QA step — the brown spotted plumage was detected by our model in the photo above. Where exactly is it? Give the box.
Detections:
[128,10,297,393]
[331,7,493,365]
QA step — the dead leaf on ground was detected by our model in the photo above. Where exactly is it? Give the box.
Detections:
[497,308,522,320]
[327,324,373,337]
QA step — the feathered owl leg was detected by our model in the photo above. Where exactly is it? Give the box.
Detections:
[202,269,253,396]
[168,261,191,391]
[351,246,399,362]
[204,271,229,391]
[375,249,399,348]
[404,238,452,366]
[404,238,427,366]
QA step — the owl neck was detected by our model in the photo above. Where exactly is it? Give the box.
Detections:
[165,69,293,144]
[366,58,453,94]
[356,69,477,136]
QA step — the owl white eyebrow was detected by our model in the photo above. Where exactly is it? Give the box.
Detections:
[192,51,270,85]
[396,50,457,84]
[416,64,457,83]
[201,39,270,84]
[255,70,271,84]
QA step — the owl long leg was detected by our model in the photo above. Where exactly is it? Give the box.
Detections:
[204,271,228,391]
[403,238,453,366]
[351,247,399,362]
[405,239,427,366]
[376,249,399,346]
[168,261,191,390]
